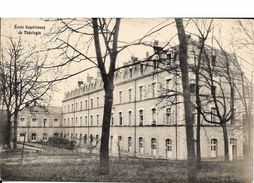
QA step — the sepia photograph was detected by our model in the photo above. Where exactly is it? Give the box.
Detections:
[0,18,253,183]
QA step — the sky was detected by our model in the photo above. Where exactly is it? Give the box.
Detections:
[1,18,253,106]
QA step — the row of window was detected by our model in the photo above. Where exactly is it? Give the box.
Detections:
[64,96,100,113]
[63,79,170,114]
[19,117,60,127]
[64,133,173,155]
[63,107,173,127]
[19,132,60,141]
[210,138,237,157]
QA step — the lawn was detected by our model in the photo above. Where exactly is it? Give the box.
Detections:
[0,148,252,183]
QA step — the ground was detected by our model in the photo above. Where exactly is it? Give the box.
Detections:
[0,144,252,183]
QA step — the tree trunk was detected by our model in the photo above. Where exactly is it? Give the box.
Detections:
[221,122,229,161]
[13,111,18,149]
[175,18,197,182]
[5,112,12,149]
[196,71,202,170]
[99,85,114,175]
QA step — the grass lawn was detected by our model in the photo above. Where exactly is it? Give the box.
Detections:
[0,149,252,183]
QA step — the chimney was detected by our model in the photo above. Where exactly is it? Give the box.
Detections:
[131,56,138,62]
[87,73,93,82]
[146,52,150,58]
[78,81,84,88]
[154,40,159,47]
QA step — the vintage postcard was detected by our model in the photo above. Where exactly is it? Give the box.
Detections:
[0,18,253,183]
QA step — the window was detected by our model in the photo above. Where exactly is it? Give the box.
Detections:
[54,118,59,123]
[211,55,216,66]
[151,83,156,97]
[128,137,132,152]
[67,118,70,126]
[63,119,66,126]
[31,133,36,141]
[111,113,114,126]
[96,135,99,145]
[230,138,237,145]
[128,111,132,125]
[139,110,144,126]
[128,89,132,102]
[139,137,144,153]
[43,133,47,141]
[68,105,69,112]
[83,134,87,144]
[85,116,88,126]
[165,139,173,151]
[190,83,196,93]
[211,139,217,151]
[32,118,37,122]
[129,68,133,78]
[54,133,59,137]
[64,106,66,113]
[97,97,99,107]
[166,79,170,89]
[151,138,157,154]
[80,134,82,141]
[71,104,74,112]
[80,117,82,126]
[19,118,25,126]
[140,64,144,74]
[153,60,157,70]
[166,108,171,124]
[118,136,122,147]
[152,108,156,125]
[19,133,26,141]
[90,115,93,126]
[119,112,123,126]
[96,114,99,126]
[43,118,47,127]
[91,98,93,108]
[211,107,217,122]
[75,117,78,126]
[119,91,123,104]
[85,100,88,109]
[75,102,78,111]
[80,101,83,110]
[211,85,216,95]
[71,118,74,126]
[139,86,143,100]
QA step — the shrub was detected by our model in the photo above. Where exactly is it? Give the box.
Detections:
[46,137,76,150]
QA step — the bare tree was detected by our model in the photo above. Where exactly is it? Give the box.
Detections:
[0,38,55,149]
[175,18,196,182]
[45,18,176,175]
[199,40,237,161]
[233,19,254,161]
[189,19,213,169]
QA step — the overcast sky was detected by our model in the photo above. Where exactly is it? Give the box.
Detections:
[1,18,253,106]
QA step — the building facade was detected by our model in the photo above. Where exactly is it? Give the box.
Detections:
[61,40,245,160]
[16,103,62,142]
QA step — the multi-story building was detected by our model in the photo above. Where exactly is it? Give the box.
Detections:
[16,102,62,142]
[61,39,245,160]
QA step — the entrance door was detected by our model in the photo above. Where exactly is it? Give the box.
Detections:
[230,138,237,161]
[166,139,173,159]
[210,139,218,158]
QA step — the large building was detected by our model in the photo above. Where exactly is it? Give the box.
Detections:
[16,102,62,142]
[61,39,245,160]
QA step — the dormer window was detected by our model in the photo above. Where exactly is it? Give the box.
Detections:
[140,64,144,74]
[211,55,216,67]
[129,68,133,78]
